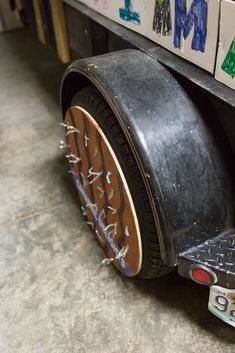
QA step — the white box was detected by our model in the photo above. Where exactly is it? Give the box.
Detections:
[77,0,220,73]
[215,0,235,90]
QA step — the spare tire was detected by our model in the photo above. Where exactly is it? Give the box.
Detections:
[62,85,171,279]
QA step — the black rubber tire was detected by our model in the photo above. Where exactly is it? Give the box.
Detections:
[71,86,171,279]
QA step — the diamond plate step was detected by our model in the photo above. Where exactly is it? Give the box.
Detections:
[178,231,235,288]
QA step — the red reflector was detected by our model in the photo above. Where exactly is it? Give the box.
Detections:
[191,268,213,284]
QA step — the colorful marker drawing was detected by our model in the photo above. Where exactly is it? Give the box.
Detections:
[174,0,208,52]
[119,0,141,25]
[153,0,172,36]
[221,38,235,78]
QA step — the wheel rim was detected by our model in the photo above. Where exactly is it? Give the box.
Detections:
[64,106,142,276]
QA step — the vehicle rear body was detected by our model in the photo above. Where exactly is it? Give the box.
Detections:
[61,0,235,326]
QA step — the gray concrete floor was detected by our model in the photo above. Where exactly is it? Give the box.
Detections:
[0,28,234,353]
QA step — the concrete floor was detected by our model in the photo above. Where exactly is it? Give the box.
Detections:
[0,29,234,353]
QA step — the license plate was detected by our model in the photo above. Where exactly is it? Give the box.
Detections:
[209,285,235,327]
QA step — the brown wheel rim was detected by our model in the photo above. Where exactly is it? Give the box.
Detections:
[63,106,142,276]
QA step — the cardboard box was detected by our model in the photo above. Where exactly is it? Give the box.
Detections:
[33,0,46,44]
[77,0,220,73]
[50,0,70,63]
[215,0,235,90]
[33,0,70,63]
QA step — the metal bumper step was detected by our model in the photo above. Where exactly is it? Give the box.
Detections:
[178,231,235,288]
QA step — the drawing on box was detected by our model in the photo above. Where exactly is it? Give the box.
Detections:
[93,0,108,9]
[153,0,172,36]
[221,38,235,78]
[119,0,141,25]
[174,0,208,52]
